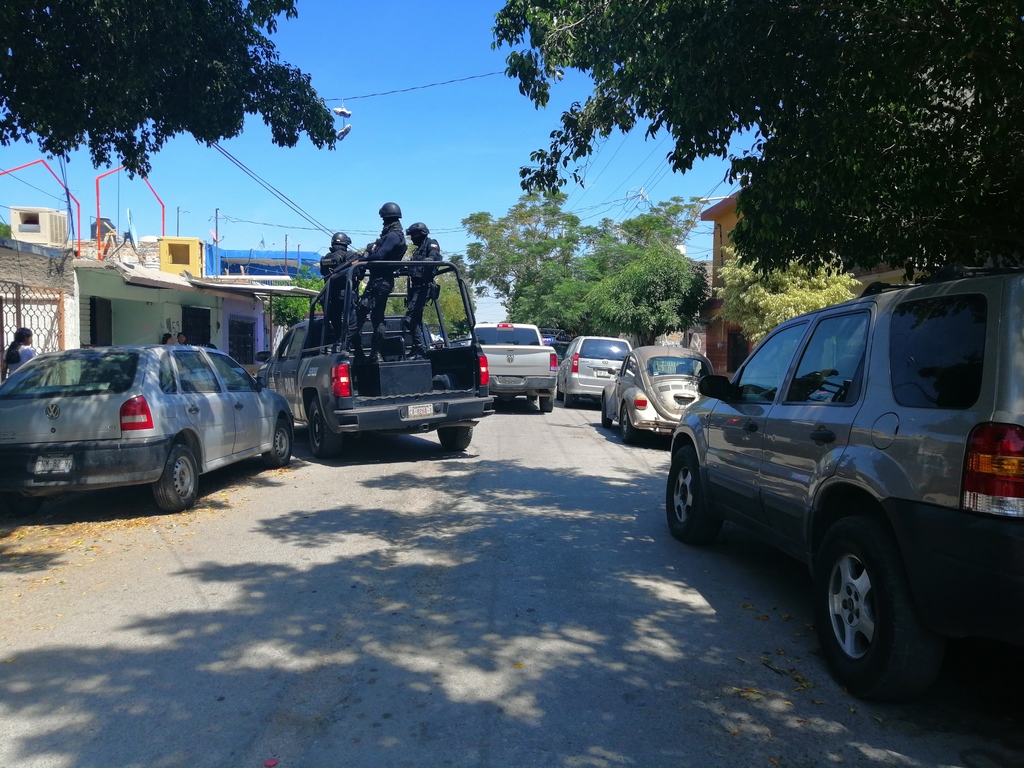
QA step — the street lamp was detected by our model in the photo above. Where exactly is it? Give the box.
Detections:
[176,207,190,237]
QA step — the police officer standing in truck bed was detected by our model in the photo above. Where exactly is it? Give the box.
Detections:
[348,202,407,362]
[403,222,442,359]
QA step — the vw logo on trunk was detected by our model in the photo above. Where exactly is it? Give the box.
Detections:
[45,404,61,420]
[506,355,514,363]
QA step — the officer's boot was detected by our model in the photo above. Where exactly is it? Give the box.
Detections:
[369,323,386,364]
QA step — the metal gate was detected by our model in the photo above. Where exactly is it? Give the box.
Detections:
[0,280,65,378]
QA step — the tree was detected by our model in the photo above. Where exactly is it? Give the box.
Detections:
[271,266,321,329]
[0,223,10,239]
[1,0,336,175]
[718,256,859,344]
[494,1,1024,273]
[589,250,709,346]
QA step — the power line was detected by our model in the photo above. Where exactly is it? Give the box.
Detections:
[327,71,505,102]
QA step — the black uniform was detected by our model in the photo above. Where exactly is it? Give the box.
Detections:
[348,222,407,360]
[404,235,442,357]
[321,233,358,342]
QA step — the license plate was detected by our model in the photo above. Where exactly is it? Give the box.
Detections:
[407,404,434,419]
[34,454,73,474]
[594,369,610,377]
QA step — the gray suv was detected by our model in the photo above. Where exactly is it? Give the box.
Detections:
[665,268,1024,700]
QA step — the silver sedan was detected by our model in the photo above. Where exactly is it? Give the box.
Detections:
[0,345,293,516]
[600,346,714,443]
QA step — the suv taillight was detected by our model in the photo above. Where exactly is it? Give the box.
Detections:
[550,352,558,372]
[120,395,154,431]
[571,353,579,374]
[478,354,489,386]
[963,423,1024,517]
[331,363,351,397]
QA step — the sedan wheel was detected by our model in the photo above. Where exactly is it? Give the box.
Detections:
[152,444,199,513]
[600,395,613,429]
[619,403,639,444]
[262,417,293,468]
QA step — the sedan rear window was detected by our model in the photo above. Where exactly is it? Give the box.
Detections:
[579,339,630,360]
[1,350,139,397]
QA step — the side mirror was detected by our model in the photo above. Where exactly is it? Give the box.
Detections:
[255,351,271,363]
[698,374,734,401]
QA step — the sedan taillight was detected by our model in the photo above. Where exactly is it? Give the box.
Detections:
[963,423,1024,517]
[120,395,154,431]
[331,363,351,397]
[633,395,649,409]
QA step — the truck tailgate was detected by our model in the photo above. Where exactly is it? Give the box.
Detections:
[483,346,552,377]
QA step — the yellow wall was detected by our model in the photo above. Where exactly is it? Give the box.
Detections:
[158,237,203,276]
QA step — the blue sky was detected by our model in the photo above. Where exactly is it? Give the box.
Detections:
[0,0,736,322]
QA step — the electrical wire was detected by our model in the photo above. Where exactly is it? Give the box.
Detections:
[212,143,333,235]
[326,72,505,102]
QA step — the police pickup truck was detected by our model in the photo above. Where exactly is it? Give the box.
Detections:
[257,260,493,457]
[475,322,558,413]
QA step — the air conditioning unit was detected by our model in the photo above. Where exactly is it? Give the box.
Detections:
[10,207,69,248]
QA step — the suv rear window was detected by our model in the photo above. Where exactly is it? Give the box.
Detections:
[890,294,986,409]
[579,339,630,360]
[0,350,139,397]
[475,326,541,345]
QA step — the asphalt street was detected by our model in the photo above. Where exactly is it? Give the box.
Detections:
[2,399,1023,768]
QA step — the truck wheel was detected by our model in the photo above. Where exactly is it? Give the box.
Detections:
[600,394,613,429]
[262,416,293,468]
[665,445,721,544]
[619,403,639,444]
[539,395,553,413]
[813,517,944,700]
[308,398,344,459]
[0,492,44,519]
[438,425,473,451]
[152,444,199,513]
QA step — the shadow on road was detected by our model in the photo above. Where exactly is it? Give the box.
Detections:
[2,433,1021,767]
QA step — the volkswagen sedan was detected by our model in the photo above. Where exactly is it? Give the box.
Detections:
[601,346,713,443]
[0,346,293,516]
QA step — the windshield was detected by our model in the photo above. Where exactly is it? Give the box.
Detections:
[475,326,541,345]
[0,350,139,397]
[647,356,710,378]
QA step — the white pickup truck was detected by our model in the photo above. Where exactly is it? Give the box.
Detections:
[475,322,558,413]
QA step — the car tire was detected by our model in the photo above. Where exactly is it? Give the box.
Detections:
[619,403,639,444]
[262,416,293,468]
[152,443,199,513]
[665,444,722,544]
[0,492,45,519]
[564,391,577,408]
[813,516,945,701]
[308,398,344,459]
[438,425,473,451]
[600,394,614,429]
[539,395,553,413]
[555,385,564,402]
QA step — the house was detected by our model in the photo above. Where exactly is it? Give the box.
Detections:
[1,207,316,379]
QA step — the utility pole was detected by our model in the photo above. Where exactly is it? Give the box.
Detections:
[214,208,219,274]
[284,233,289,276]
[176,207,189,237]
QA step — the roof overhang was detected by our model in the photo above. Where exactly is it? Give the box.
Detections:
[74,261,318,299]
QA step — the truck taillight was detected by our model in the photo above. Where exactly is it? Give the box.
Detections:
[120,395,154,431]
[571,352,579,373]
[331,363,351,397]
[478,354,490,386]
[550,352,558,372]
[633,395,649,409]
[963,423,1024,517]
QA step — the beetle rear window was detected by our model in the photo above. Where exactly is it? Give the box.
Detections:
[0,350,139,397]
[890,294,986,409]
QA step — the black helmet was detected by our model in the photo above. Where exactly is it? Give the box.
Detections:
[406,222,429,238]
[378,202,402,219]
[330,231,351,251]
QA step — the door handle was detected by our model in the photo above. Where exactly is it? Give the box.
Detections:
[187,406,199,414]
[810,428,836,444]
[234,402,244,410]
[743,421,758,433]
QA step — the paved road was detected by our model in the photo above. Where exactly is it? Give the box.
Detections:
[2,399,1022,767]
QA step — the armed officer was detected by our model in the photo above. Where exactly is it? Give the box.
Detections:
[320,232,356,342]
[348,202,408,362]
[403,222,442,359]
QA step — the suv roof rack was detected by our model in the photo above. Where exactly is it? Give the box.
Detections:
[925,265,1024,283]
[860,281,918,297]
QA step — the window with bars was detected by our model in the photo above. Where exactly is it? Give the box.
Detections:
[228,317,255,364]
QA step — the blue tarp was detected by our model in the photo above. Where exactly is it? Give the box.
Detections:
[205,244,312,277]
